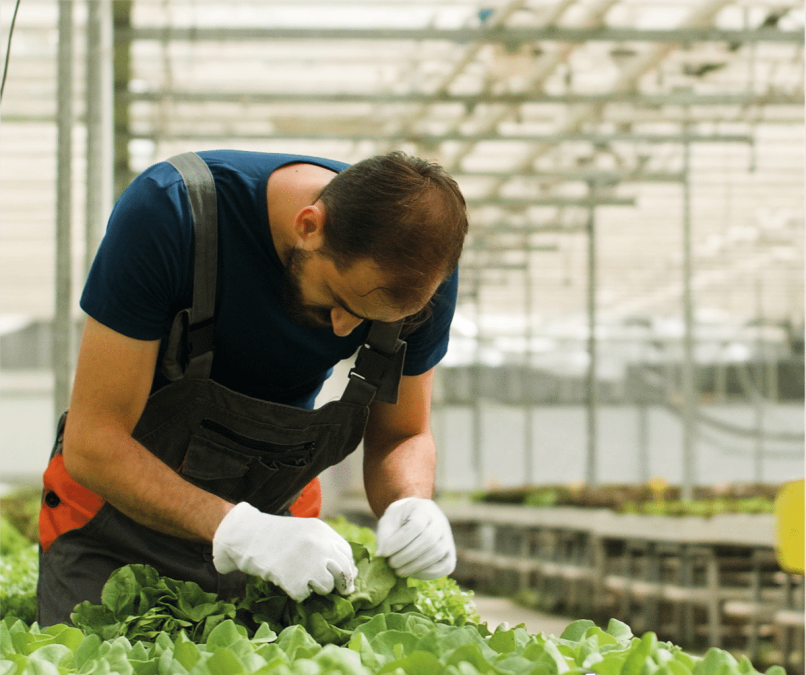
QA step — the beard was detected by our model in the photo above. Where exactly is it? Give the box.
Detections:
[282,246,332,330]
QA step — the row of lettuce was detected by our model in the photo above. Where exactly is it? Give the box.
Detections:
[1,514,788,675]
[470,481,777,516]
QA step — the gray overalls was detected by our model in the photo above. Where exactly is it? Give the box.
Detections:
[37,152,406,625]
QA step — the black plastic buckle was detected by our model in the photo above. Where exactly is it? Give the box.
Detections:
[349,338,407,404]
[161,309,216,381]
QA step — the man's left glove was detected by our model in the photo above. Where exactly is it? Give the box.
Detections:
[375,497,456,579]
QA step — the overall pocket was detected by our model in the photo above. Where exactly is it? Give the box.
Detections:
[180,417,317,504]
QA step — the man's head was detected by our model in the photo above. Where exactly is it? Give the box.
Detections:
[317,151,468,304]
[284,151,468,336]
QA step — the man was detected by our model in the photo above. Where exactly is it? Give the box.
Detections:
[37,149,468,625]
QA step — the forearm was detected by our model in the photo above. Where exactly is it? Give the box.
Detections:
[370,431,456,580]
[63,421,232,542]
[363,430,437,518]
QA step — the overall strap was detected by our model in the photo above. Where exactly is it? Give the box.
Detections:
[161,152,218,380]
[341,320,407,406]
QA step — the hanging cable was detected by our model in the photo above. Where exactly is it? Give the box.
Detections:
[0,0,22,104]
[634,364,804,444]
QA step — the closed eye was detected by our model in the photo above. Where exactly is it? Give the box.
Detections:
[332,293,372,322]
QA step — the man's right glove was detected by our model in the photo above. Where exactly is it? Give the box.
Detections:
[212,501,357,602]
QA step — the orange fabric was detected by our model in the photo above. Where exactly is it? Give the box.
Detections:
[288,478,322,518]
[39,456,321,551]
[39,454,105,553]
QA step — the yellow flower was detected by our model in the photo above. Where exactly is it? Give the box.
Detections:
[648,476,668,500]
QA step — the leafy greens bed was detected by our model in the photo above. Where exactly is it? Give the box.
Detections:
[0,516,787,675]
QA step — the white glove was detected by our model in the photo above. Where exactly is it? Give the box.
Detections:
[212,502,358,602]
[375,497,456,579]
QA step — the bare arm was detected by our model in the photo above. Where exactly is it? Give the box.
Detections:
[362,369,437,518]
[62,316,233,542]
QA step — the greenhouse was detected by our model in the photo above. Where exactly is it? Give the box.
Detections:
[0,1,803,674]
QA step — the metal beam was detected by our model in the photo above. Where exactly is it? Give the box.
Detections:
[124,26,804,44]
[124,90,803,106]
[457,275,517,286]
[467,196,635,207]
[460,261,531,271]
[466,242,560,252]
[475,0,777,193]
[459,170,685,183]
[130,130,755,146]
[471,224,588,234]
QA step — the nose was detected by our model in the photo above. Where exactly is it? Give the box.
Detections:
[330,307,364,337]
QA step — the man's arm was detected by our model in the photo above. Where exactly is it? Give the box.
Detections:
[363,368,457,579]
[362,369,437,518]
[62,316,233,541]
[63,317,358,600]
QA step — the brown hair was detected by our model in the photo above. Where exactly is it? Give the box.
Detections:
[318,150,468,310]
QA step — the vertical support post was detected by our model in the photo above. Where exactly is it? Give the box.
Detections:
[473,385,484,490]
[434,379,448,492]
[113,1,134,199]
[646,542,660,631]
[754,281,765,483]
[706,547,723,648]
[472,285,484,490]
[524,233,534,486]
[519,530,530,591]
[766,342,778,403]
[635,339,651,483]
[681,126,697,501]
[716,352,727,401]
[620,541,633,620]
[679,545,695,645]
[747,550,762,660]
[585,200,598,488]
[54,0,74,420]
[85,0,115,274]
[637,401,650,483]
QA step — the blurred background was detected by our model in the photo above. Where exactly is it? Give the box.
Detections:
[0,0,804,668]
[1,0,802,496]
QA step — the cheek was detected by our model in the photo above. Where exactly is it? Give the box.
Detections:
[298,257,329,303]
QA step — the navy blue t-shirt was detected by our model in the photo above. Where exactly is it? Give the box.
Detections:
[81,150,458,409]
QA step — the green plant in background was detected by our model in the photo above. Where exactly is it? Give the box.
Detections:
[524,487,561,508]
[618,497,775,517]
[0,517,38,625]
[474,480,777,517]
[0,517,34,558]
[0,488,41,543]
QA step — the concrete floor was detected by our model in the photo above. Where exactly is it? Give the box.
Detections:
[471,595,576,637]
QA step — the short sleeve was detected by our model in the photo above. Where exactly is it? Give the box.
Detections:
[80,166,193,340]
[400,269,459,376]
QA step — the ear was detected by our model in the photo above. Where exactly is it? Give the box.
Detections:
[292,201,326,251]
